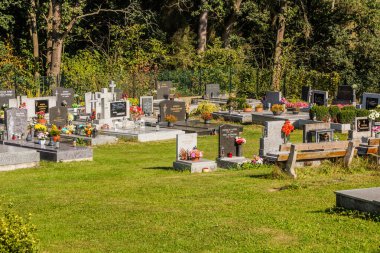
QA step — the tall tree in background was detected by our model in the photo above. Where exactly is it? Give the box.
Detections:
[197,0,208,53]
[222,0,243,48]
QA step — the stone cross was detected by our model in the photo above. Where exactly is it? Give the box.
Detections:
[109,80,116,101]
[90,93,97,112]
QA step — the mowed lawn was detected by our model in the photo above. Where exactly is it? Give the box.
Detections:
[0,125,379,252]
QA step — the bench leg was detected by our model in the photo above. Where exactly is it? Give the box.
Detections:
[285,145,297,179]
[343,141,355,168]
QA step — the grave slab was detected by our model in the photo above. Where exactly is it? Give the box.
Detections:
[335,187,380,215]
[173,159,217,173]
[216,157,251,169]
[101,127,184,142]
[0,145,40,171]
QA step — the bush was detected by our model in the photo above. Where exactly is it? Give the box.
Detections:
[329,106,341,123]
[356,109,370,117]
[227,97,247,110]
[341,105,356,111]
[337,110,356,124]
[194,101,218,115]
[313,106,330,122]
[0,207,39,252]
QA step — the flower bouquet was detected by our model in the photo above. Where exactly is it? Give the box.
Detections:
[271,104,285,115]
[34,123,47,132]
[369,110,380,121]
[372,126,380,138]
[165,114,177,127]
[201,112,212,123]
[188,147,203,161]
[281,120,295,143]
[37,131,48,145]
[50,124,61,142]
[130,106,143,121]
[251,155,263,165]
[235,137,246,145]
[36,111,47,124]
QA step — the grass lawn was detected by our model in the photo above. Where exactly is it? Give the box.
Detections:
[0,124,379,252]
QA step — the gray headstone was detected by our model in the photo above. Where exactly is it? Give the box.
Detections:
[265,91,282,107]
[335,85,355,102]
[176,133,197,161]
[311,90,328,106]
[0,90,15,107]
[219,124,241,158]
[349,117,372,141]
[52,87,74,107]
[259,120,285,157]
[140,96,153,116]
[115,88,123,101]
[159,100,186,122]
[157,81,172,100]
[362,92,380,110]
[303,122,331,143]
[49,106,68,127]
[5,108,28,140]
[206,84,220,98]
[110,101,127,118]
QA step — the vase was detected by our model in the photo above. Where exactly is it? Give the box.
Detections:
[272,111,283,116]
[37,118,47,125]
[255,107,263,113]
[376,132,380,138]
[39,139,46,145]
[168,122,174,127]
[53,135,60,142]
[284,135,290,144]
[26,133,32,142]
[236,145,242,157]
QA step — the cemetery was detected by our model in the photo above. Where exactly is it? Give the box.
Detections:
[0,1,379,252]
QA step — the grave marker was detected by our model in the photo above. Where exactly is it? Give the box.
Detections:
[348,117,372,140]
[176,133,197,161]
[5,108,27,140]
[157,81,172,99]
[49,106,68,128]
[311,90,328,106]
[159,100,186,122]
[110,101,127,118]
[206,84,220,98]
[0,90,15,107]
[140,96,153,116]
[35,99,49,114]
[52,87,74,107]
[219,124,241,157]
[362,93,380,109]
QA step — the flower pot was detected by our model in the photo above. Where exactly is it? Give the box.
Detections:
[53,135,60,142]
[376,132,380,138]
[204,120,210,124]
[37,118,47,125]
[168,122,174,127]
[243,108,253,112]
[39,139,46,145]
[255,107,263,113]
[272,111,283,116]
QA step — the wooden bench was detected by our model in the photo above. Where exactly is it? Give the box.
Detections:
[276,141,357,178]
[358,138,380,155]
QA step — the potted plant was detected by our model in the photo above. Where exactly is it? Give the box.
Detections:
[235,137,246,157]
[71,103,79,113]
[36,131,48,145]
[188,147,203,161]
[164,114,177,127]
[243,103,253,112]
[84,124,94,137]
[372,126,380,138]
[34,123,47,136]
[50,124,61,142]
[271,104,285,115]
[36,111,47,124]
[281,120,295,143]
[255,103,263,112]
[201,112,213,124]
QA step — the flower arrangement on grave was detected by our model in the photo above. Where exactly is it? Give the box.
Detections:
[271,104,285,115]
[195,101,219,115]
[372,126,380,137]
[188,147,203,161]
[84,124,94,137]
[251,155,263,165]
[369,110,380,121]
[34,123,47,132]
[242,102,253,112]
[165,114,177,123]
[255,103,263,112]
[50,124,61,142]
[130,105,143,121]
[71,103,79,108]
[201,112,212,122]
[235,137,246,145]
[36,111,45,119]
[179,148,188,160]
[36,131,48,140]
[128,98,139,106]
[61,124,75,135]
[281,120,295,143]
[67,113,74,122]
[286,101,308,109]
[19,102,26,109]
[90,109,96,121]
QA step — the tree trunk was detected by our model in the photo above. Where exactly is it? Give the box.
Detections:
[46,0,53,77]
[197,7,208,54]
[272,0,286,91]
[50,0,63,87]
[222,0,242,48]
[29,0,40,78]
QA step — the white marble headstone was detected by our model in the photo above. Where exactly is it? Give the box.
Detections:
[176,133,197,161]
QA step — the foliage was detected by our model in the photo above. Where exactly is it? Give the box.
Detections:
[337,110,357,124]
[200,112,212,121]
[312,106,330,122]
[355,109,370,118]
[227,97,247,110]
[0,205,39,252]
[329,106,341,123]
[49,125,60,137]
[194,101,218,115]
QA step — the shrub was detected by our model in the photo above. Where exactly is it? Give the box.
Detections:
[341,105,356,111]
[271,104,285,113]
[356,109,370,117]
[0,207,39,252]
[201,112,213,121]
[313,106,330,122]
[227,97,247,110]
[329,106,341,123]
[194,101,218,115]
[337,110,356,124]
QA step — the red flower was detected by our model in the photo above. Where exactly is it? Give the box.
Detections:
[281,120,294,136]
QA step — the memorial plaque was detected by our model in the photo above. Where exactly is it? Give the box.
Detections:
[157,81,172,100]
[0,90,15,107]
[357,118,370,132]
[301,86,311,103]
[110,101,127,118]
[5,108,27,139]
[49,106,68,128]
[219,124,241,158]
[140,96,153,115]
[35,100,49,114]
[366,97,378,110]
[206,84,220,98]
[176,133,197,161]
[52,87,74,107]
[159,100,186,122]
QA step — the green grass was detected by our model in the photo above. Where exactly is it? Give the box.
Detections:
[0,125,379,252]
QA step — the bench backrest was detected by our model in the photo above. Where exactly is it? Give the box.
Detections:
[368,138,380,146]
[292,141,351,152]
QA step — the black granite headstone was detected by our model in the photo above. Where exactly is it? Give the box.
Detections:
[5,108,27,139]
[336,85,354,101]
[35,100,49,114]
[49,106,68,128]
[206,84,220,98]
[52,88,74,107]
[366,97,378,109]
[141,96,153,115]
[265,91,282,107]
[219,124,240,158]
[110,102,127,118]
[159,100,186,122]
[357,118,370,132]
[0,90,15,107]
[301,86,311,102]
[157,81,172,100]
[313,93,326,106]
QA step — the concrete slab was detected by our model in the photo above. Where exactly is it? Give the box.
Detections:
[101,127,185,142]
[173,159,217,173]
[216,157,251,169]
[335,187,380,214]
[0,145,39,171]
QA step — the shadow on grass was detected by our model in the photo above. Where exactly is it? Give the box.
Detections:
[309,207,380,222]
[143,166,177,171]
